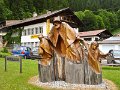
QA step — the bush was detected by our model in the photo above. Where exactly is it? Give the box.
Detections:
[0,47,11,58]
[1,47,8,53]
[0,52,11,58]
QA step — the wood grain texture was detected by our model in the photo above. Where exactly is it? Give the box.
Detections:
[38,52,102,84]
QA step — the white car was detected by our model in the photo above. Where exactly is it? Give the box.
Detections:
[30,47,40,59]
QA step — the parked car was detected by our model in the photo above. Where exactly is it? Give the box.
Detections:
[30,47,40,59]
[107,50,120,64]
[11,46,32,59]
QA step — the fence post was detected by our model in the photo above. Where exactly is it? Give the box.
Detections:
[5,56,7,72]
[19,56,22,73]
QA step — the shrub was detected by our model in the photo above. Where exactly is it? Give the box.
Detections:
[1,47,8,53]
[0,52,11,58]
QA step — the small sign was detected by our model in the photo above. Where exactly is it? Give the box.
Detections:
[31,35,39,39]
[5,56,22,73]
[6,56,20,61]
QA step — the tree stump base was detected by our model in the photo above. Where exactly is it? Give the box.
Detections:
[38,59,55,82]
[38,53,102,85]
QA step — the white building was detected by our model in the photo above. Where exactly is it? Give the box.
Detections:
[99,36,120,53]
[0,8,83,48]
[78,29,112,44]
[21,22,79,48]
[21,22,53,48]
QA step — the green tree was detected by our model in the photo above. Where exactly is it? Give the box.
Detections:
[4,0,35,19]
[108,12,118,31]
[75,11,85,20]
[98,9,111,31]
[98,9,118,31]
[95,15,105,29]
[0,0,12,20]
[3,28,23,46]
[116,9,120,28]
[83,10,98,31]
[33,0,44,13]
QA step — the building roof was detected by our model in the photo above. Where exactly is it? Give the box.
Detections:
[5,20,22,26]
[78,29,106,37]
[99,40,120,44]
[106,36,120,40]
[78,29,112,40]
[99,36,120,44]
[0,7,84,30]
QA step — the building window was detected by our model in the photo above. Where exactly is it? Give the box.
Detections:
[39,26,43,33]
[31,42,34,47]
[35,27,38,34]
[28,42,30,45]
[26,42,28,46]
[25,29,27,36]
[35,42,38,47]
[24,43,26,46]
[22,30,24,36]
[95,38,99,41]
[27,42,29,46]
[23,29,27,36]
[28,29,30,35]
[21,43,23,46]
[31,28,34,35]
[84,38,92,41]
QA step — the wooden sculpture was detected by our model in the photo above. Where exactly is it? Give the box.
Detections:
[38,20,108,73]
[38,17,109,84]
[88,41,109,73]
[38,34,53,66]
[48,21,87,63]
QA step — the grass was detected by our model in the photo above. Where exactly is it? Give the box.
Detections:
[102,66,120,90]
[0,58,43,90]
[0,58,120,90]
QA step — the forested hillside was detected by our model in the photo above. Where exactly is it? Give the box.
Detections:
[1,0,120,33]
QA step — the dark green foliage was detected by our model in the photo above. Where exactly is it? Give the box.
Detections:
[0,0,120,41]
[3,30,12,44]
[75,9,119,32]
[82,10,98,31]
[95,15,105,29]
[98,9,111,31]
[0,0,12,20]
[1,0,120,20]
[1,47,8,53]
[116,10,120,27]
[3,28,23,45]
[0,52,11,58]
[0,47,11,58]
[75,11,85,20]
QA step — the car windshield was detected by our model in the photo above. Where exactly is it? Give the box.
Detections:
[13,46,27,51]
[32,47,38,52]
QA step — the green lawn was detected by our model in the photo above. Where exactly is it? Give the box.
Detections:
[0,58,120,90]
[102,66,120,90]
[0,58,43,90]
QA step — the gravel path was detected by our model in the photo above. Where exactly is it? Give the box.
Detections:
[28,76,118,90]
